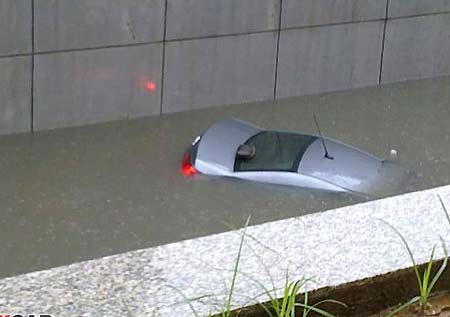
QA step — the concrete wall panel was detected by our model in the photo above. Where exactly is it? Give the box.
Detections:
[0,57,31,134]
[276,22,384,99]
[282,0,387,29]
[166,0,279,40]
[389,0,450,18]
[34,44,162,130]
[1,0,449,134]
[162,32,278,113]
[0,0,32,56]
[382,14,450,83]
[35,0,165,52]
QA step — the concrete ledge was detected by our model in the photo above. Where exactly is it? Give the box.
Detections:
[1,184,450,316]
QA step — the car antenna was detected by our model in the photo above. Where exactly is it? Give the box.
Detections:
[313,114,334,160]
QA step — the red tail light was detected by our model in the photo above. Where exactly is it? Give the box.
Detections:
[181,152,197,176]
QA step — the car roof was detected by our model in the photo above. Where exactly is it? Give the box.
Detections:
[195,118,261,175]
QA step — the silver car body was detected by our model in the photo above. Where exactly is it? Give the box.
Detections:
[190,118,404,196]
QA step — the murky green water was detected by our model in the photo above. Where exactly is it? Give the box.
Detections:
[1,76,450,278]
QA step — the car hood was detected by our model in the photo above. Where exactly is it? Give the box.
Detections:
[195,118,261,175]
[298,139,407,196]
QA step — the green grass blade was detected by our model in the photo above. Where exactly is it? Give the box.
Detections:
[301,296,347,317]
[166,285,201,317]
[244,241,279,300]
[384,296,420,317]
[420,245,436,302]
[295,303,337,317]
[379,219,423,291]
[288,280,302,316]
[238,271,278,303]
[256,302,276,317]
[280,283,290,315]
[286,283,294,317]
[303,290,310,317]
[187,294,220,302]
[311,299,347,309]
[235,274,282,317]
[224,215,251,316]
[427,238,448,297]
[240,271,310,317]
[438,195,450,227]
[170,293,221,307]
[280,274,291,315]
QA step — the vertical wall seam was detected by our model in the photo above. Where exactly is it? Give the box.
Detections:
[273,0,283,102]
[160,0,169,114]
[30,0,35,132]
[379,0,389,85]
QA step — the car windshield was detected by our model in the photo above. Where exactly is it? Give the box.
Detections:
[234,131,317,172]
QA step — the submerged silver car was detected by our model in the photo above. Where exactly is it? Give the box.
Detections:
[182,118,406,196]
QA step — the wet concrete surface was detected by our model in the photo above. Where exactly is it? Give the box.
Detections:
[1,76,450,278]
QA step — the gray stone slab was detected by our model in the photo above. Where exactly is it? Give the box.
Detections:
[389,0,450,18]
[166,0,279,40]
[282,0,387,29]
[382,14,450,83]
[34,44,162,131]
[0,0,32,56]
[1,184,450,316]
[276,22,384,99]
[163,32,278,113]
[34,0,165,52]
[0,56,31,135]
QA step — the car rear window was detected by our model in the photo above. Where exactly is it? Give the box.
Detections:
[234,131,317,172]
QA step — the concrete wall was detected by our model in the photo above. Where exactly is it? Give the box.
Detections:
[1,0,450,134]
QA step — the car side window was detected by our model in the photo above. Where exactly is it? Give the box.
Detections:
[234,131,316,172]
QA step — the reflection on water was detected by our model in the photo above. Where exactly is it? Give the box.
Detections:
[1,76,450,278]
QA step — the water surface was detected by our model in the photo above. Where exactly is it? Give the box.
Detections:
[1,77,450,278]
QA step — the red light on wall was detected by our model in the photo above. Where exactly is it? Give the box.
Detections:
[146,81,156,92]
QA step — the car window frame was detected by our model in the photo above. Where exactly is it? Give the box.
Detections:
[233,131,317,173]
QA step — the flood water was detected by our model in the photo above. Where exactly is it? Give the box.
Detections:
[1,76,450,278]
